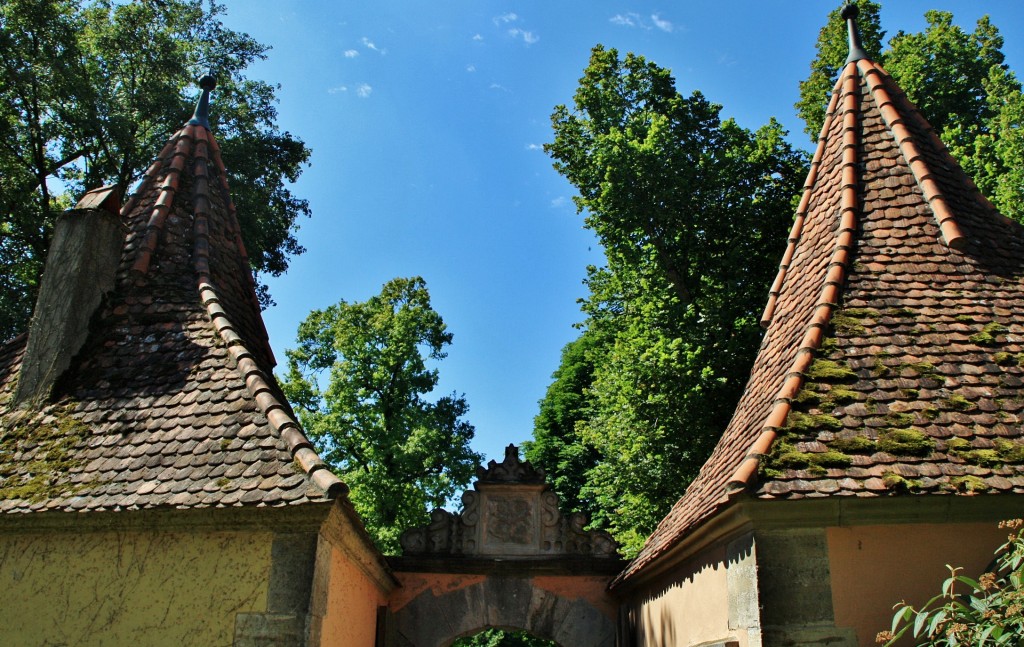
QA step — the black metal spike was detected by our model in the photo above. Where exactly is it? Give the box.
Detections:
[188,73,217,128]
[842,3,869,64]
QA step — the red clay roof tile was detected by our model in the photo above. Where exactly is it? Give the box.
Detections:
[0,82,345,513]
[616,46,1024,586]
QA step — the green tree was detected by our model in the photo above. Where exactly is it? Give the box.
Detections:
[798,3,1024,221]
[0,0,311,341]
[541,46,806,554]
[282,277,482,554]
[522,330,602,519]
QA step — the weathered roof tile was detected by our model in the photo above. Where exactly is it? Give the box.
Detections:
[616,13,1024,586]
[0,79,346,513]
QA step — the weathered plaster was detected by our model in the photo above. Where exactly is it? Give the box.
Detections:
[625,540,753,647]
[0,529,272,647]
[828,522,1008,646]
[317,542,388,647]
[532,575,617,619]
[388,572,615,647]
[389,572,489,612]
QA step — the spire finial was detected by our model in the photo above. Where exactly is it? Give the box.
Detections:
[841,3,869,64]
[189,73,217,128]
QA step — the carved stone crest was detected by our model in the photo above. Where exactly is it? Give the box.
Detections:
[400,444,618,559]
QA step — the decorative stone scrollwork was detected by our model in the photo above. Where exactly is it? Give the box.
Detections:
[400,444,618,558]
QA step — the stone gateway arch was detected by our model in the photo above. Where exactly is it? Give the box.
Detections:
[380,445,624,647]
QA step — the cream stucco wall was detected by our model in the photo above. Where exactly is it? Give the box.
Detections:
[627,536,757,647]
[828,522,1008,647]
[0,527,273,647]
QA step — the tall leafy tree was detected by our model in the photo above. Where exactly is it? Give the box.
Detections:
[0,0,311,341]
[798,2,1024,221]
[539,46,806,554]
[282,277,482,554]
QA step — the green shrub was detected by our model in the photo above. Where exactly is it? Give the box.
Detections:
[878,519,1024,645]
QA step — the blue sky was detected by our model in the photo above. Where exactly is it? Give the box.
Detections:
[216,1,1024,467]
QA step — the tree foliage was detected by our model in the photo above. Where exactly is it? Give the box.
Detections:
[878,520,1024,646]
[0,0,311,341]
[538,46,807,554]
[282,277,482,554]
[798,2,1024,221]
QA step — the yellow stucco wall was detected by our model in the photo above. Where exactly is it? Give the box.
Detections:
[0,528,273,647]
[828,522,1008,647]
[629,543,751,647]
[319,543,387,647]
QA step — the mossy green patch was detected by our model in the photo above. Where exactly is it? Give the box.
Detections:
[784,411,844,433]
[872,357,891,377]
[899,388,920,399]
[829,434,875,453]
[969,322,1008,346]
[905,362,939,378]
[876,428,935,456]
[808,359,857,382]
[943,394,975,411]
[956,314,976,323]
[882,472,922,493]
[827,386,858,404]
[885,412,916,428]
[774,449,852,471]
[993,352,1013,366]
[843,308,881,319]
[950,475,990,493]
[0,412,93,502]
[994,439,1024,464]
[831,314,866,335]
[794,388,822,406]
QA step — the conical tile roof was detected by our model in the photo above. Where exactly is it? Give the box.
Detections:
[616,10,1024,585]
[0,78,344,511]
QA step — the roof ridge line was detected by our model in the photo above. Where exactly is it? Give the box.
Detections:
[190,131,345,500]
[857,59,967,250]
[761,75,844,328]
[130,127,195,276]
[202,130,276,367]
[727,62,863,493]
[122,138,177,219]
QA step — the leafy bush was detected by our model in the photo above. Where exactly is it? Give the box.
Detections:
[877,519,1024,645]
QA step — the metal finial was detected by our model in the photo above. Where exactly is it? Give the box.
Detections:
[842,3,869,64]
[189,73,217,128]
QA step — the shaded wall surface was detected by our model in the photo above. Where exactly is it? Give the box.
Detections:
[622,532,759,647]
[388,570,617,647]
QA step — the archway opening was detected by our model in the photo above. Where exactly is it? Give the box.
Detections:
[449,628,560,647]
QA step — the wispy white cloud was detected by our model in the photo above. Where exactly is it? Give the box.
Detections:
[651,13,673,32]
[508,28,538,45]
[489,83,511,93]
[344,49,359,58]
[356,83,373,98]
[610,12,675,33]
[525,143,543,151]
[550,196,569,208]
[610,13,640,28]
[493,12,518,25]
[361,37,387,55]
[473,33,484,41]
[327,85,348,94]
[466,64,477,73]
